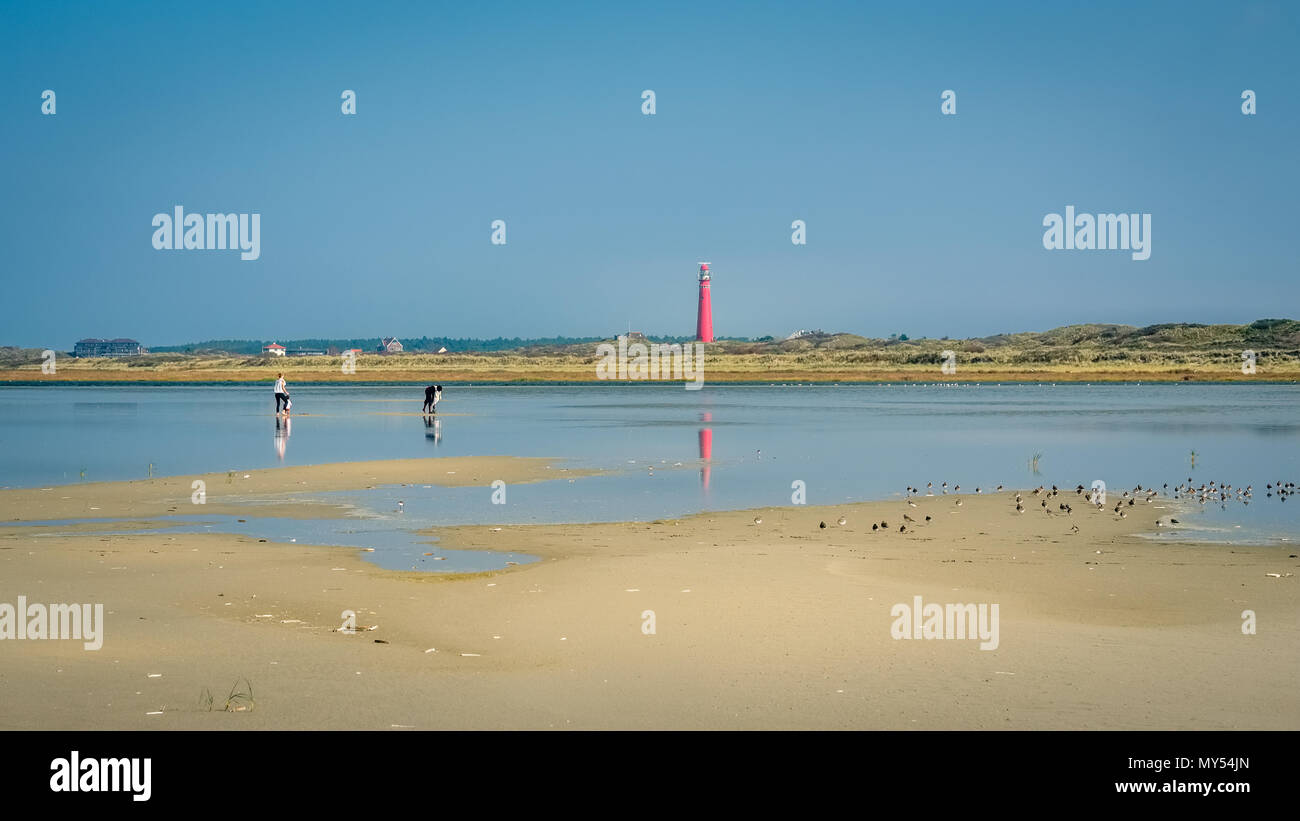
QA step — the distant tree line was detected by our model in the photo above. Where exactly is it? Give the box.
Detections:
[149,334,756,354]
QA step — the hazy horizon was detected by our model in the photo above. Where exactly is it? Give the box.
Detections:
[12,314,1297,353]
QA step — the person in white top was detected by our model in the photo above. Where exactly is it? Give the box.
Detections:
[422,384,442,413]
[274,373,289,415]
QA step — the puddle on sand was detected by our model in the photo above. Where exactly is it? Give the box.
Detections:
[3,514,535,573]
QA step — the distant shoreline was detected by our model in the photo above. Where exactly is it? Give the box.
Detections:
[2,371,1297,386]
[6,320,1298,384]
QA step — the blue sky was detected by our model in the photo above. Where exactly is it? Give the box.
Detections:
[2,0,1296,348]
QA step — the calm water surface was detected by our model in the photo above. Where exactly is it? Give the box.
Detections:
[3,383,1297,569]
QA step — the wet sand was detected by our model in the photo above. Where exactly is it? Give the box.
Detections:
[0,456,590,522]
[0,459,1296,730]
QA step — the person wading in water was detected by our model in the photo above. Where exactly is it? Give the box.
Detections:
[423,384,442,413]
[274,373,290,415]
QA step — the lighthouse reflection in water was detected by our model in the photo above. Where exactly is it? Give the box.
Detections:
[699,411,712,493]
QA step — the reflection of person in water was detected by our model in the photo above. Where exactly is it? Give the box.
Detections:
[274,416,291,460]
[422,384,442,413]
[423,413,441,445]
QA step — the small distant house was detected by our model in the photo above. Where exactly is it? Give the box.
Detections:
[263,343,286,357]
[378,337,404,354]
[74,338,144,357]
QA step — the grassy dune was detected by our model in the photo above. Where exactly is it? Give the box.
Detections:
[5,320,1299,383]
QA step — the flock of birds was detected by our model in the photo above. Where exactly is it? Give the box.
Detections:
[750,478,1300,535]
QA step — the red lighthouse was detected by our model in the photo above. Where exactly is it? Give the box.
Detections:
[695,262,713,343]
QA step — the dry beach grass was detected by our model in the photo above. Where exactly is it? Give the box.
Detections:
[5,320,1299,383]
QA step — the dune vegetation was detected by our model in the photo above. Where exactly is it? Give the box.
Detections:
[3,320,1298,383]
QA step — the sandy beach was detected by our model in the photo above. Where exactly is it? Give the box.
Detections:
[1,456,1295,730]
[0,456,589,522]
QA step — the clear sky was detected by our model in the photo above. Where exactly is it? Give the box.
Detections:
[2,0,1296,348]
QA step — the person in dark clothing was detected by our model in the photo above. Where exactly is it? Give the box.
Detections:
[423,384,442,413]
[274,373,289,414]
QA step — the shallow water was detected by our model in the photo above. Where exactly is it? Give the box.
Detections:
[2,383,1298,567]
[2,514,538,573]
